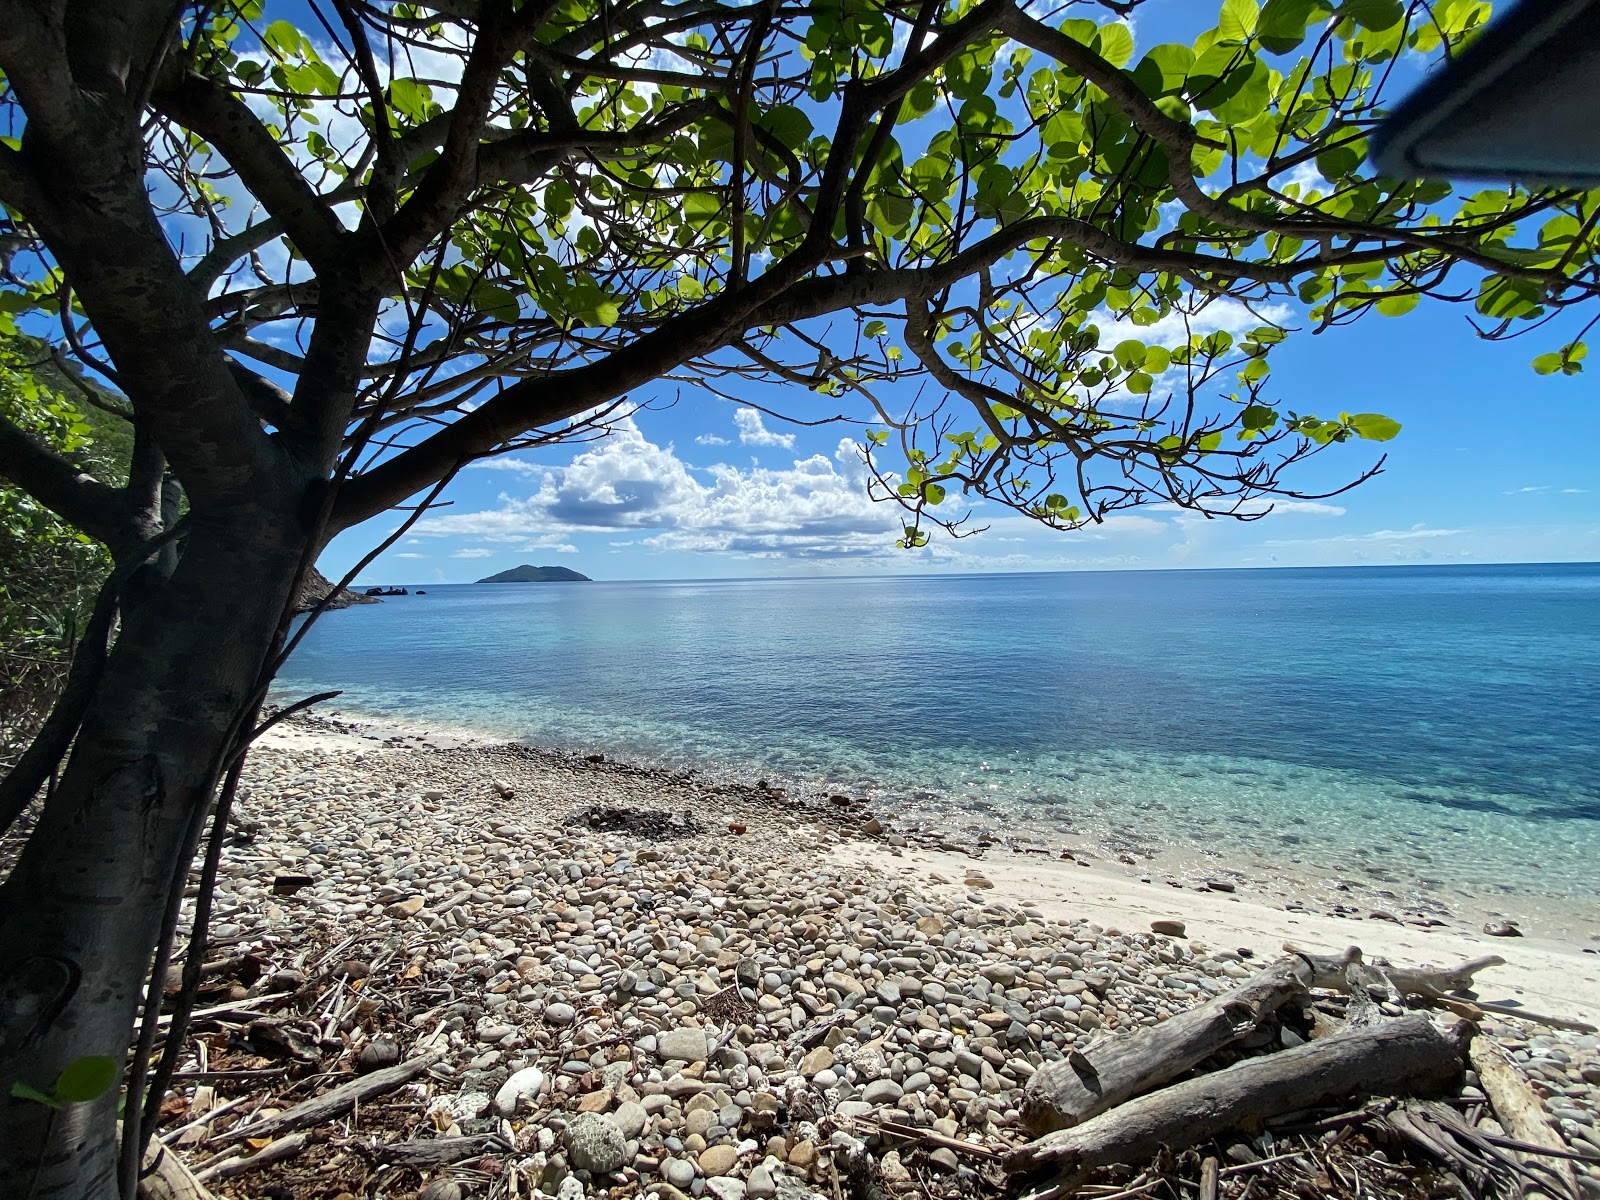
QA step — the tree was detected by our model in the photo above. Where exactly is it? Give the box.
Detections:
[0,0,1596,1192]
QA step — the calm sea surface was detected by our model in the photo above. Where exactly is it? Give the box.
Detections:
[276,564,1600,899]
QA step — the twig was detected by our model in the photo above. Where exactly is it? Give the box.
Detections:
[1220,1151,1310,1177]
[847,1113,1002,1160]
[160,1092,259,1145]
[1199,1155,1220,1200]
[213,1051,443,1145]
[195,1131,309,1182]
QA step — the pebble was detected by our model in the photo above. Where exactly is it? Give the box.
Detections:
[658,1027,710,1063]
[493,1066,545,1117]
[187,722,1600,1200]
[565,1113,628,1175]
[699,1144,739,1176]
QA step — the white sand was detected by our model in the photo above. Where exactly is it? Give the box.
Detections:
[840,842,1600,1028]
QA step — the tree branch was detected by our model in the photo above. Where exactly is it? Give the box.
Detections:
[0,411,133,545]
[152,71,349,271]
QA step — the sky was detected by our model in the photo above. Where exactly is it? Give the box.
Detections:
[324,294,1599,583]
[292,0,1599,583]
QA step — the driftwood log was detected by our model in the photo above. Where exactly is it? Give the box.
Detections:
[1287,944,1506,998]
[1469,1035,1581,1200]
[1290,945,1597,1033]
[1007,1013,1465,1184]
[1020,955,1314,1135]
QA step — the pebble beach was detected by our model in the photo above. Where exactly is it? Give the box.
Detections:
[144,712,1600,1199]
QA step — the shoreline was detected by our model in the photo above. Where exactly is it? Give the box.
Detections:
[265,702,1600,949]
[261,707,1600,1025]
[125,707,1600,1198]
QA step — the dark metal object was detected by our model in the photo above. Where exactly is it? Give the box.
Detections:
[1372,0,1600,184]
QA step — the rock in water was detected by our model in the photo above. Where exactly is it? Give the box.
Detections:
[565,1112,628,1174]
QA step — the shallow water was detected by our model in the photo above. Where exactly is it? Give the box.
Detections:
[276,563,1600,900]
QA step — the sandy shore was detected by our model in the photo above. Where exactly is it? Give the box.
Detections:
[263,710,1600,1026]
[161,710,1595,1200]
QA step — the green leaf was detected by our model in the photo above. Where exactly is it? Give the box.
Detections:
[1532,351,1563,376]
[1345,412,1401,441]
[54,1056,118,1103]
[1257,0,1324,53]
[1135,44,1196,96]
[864,320,889,338]
[1374,292,1418,316]
[1094,22,1135,67]
[758,105,813,150]
[1476,276,1544,321]
[1341,0,1403,31]
[1209,59,1271,124]
[1219,0,1260,42]
[10,1080,60,1109]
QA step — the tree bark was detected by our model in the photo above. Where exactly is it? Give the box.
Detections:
[0,508,310,1199]
[1007,1014,1466,1184]
[1020,955,1314,1135]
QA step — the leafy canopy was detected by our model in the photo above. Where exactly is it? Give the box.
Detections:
[2,0,1596,549]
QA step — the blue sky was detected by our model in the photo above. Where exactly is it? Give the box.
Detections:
[290,0,1597,582]
[325,287,1599,584]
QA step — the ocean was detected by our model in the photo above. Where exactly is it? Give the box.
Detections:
[275,563,1600,902]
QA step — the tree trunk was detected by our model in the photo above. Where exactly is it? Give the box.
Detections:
[0,510,309,1199]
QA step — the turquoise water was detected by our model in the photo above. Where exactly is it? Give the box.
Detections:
[276,564,1600,899]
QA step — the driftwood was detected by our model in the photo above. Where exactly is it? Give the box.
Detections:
[195,1132,309,1183]
[1021,955,1314,1135]
[370,1133,513,1167]
[138,1138,217,1200]
[1007,1013,1465,1184]
[1469,1035,1581,1200]
[214,1050,442,1145]
[1289,945,1597,1033]
[1287,944,1506,998]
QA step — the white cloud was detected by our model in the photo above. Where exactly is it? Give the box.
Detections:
[394,551,427,559]
[470,457,544,474]
[1266,524,1464,547]
[451,547,494,558]
[1094,298,1296,350]
[734,407,797,449]
[1153,498,1346,518]
[695,433,732,446]
[414,420,905,559]
[1562,488,1589,494]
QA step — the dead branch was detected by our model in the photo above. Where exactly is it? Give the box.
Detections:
[1007,1014,1466,1188]
[1021,954,1314,1135]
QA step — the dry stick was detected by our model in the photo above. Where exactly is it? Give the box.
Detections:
[160,1093,258,1146]
[138,1136,218,1200]
[194,1131,310,1183]
[1198,1155,1220,1200]
[211,1051,443,1146]
[1469,1035,1581,1200]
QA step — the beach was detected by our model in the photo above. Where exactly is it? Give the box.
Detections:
[134,710,1600,1198]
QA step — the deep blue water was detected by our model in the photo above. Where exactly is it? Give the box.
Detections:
[276,564,1600,898]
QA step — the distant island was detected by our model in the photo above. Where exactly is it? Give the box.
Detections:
[476,564,591,583]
